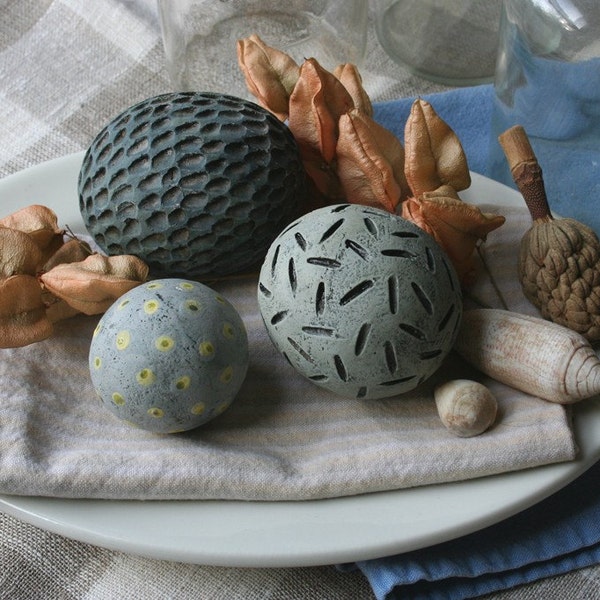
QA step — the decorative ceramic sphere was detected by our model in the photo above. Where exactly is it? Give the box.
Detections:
[257,204,463,400]
[89,279,249,433]
[78,92,307,278]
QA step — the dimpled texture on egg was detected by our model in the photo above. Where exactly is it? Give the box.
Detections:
[89,279,249,433]
[258,204,463,400]
[78,92,307,278]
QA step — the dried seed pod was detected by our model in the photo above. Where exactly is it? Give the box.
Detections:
[0,227,43,276]
[434,379,497,437]
[236,34,300,120]
[404,99,471,198]
[0,204,64,263]
[336,108,408,211]
[402,185,505,285]
[454,308,600,404]
[333,63,373,117]
[0,274,53,347]
[39,254,149,315]
[499,125,600,341]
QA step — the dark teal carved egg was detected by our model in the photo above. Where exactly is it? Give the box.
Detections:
[78,92,307,278]
[89,279,249,433]
[258,204,463,400]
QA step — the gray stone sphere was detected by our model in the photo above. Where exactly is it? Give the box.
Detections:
[258,204,463,399]
[89,279,249,433]
[78,92,307,278]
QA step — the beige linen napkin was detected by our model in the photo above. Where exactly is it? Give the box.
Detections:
[0,204,577,500]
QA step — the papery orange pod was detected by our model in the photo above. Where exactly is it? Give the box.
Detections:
[0,226,43,276]
[404,99,471,198]
[0,204,64,261]
[288,57,354,165]
[0,274,53,348]
[302,160,345,208]
[237,34,300,120]
[402,186,505,284]
[333,63,373,117]
[336,109,409,212]
[43,293,82,323]
[43,237,92,271]
[39,254,149,315]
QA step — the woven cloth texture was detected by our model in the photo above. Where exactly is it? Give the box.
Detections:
[1,1,599,599]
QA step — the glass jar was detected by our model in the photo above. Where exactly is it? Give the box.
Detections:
[488,0,600,228]
[373,0,502,86]
[158,0,368,99]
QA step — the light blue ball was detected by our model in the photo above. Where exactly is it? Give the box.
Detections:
[89,278,249,433]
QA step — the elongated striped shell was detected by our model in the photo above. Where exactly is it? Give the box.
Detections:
[454,309,600,404]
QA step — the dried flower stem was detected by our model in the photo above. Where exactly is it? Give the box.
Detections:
[498,125,552,223]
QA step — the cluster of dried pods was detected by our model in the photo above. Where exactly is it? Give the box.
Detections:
[0,205,148,348]
[237,34,505,284]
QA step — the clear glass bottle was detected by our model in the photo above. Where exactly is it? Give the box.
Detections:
[373,0,502,86]
[489,0,600,228]
[158,0,368,99]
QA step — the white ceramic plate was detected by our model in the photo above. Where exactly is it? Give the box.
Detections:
[1,153,600,568]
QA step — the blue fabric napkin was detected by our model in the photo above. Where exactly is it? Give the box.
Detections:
[348,85,600,599]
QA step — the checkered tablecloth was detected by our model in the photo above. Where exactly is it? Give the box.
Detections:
[1,2,599,599]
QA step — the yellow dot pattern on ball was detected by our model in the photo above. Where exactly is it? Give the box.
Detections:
[219,365,234,384]
[215,401,229,415]
[116,330,131,350]
[185,299,200,312]
[178,282,195,291]
[117,298,130,310]
[112,392,125,406]
[147,407,164,418]
[136,368,156,385]
[175,376,191,390]
[222,322,235,339]
[93,356,102,369]
[191,402,205,415]
[216,295,226,304]
[199,341,215,357]
[155,335,175,352]
[93,323,102,337]
[146,282,163,290]
[144,299,159,314]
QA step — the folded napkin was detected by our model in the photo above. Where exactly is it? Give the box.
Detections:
[355,85,600,599]
[0,200,576,500]
[0,137,578,501]
[354,457,600,599]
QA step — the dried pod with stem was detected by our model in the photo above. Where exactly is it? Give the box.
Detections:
[454,308,600,404]
[401,100,505,285]
[434,379,497,437]
[39,253,149,316]
[0,204,150,348]
[499,125,600,341]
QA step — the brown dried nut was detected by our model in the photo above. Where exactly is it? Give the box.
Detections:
[0,204,64,261]
[404,99,471,198]
[402,185,505,285]
[499,125,600,341]
[0,227,43,276]
[237,34,300,121]
[434,379,497,437]
[333,63,373,117]
[39,254,149,315]
[0,274,53,348]
[336,108,408,212]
